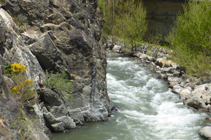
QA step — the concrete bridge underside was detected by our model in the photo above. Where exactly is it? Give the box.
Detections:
[143,0,187,41]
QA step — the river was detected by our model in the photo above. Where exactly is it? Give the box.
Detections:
[50,53,209,140]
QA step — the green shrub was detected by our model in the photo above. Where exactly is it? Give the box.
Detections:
[98,0,147,48]
[7,62,37,102]
[0,0,6,4]
[45,71,73,95]
[11,75,37,101]
[5,62,13,75]
[167,0,211,77]
[13,16,28,33]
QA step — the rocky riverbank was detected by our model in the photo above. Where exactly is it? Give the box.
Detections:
[106,37,211,139]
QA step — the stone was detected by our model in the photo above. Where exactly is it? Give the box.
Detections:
[199,126,211,139]
[169,82,178,88]
[172,85,182,94]
[139,54,149,60]
[51,122,64,132]
[38,88,62,106]
[113,45,122,52]
[168,76,181,83]
[186,96,206,109]
[50,105,68,118]
[180,87,192,99]
[61,116,76,129]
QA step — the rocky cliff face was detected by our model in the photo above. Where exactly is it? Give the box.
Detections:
[0,0,113,139]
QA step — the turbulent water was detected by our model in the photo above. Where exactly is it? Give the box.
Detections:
[50,53,210,140]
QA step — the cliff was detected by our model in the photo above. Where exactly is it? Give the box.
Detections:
[0,0,113,139]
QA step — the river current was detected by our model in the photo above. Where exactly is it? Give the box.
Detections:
[50,53,209,140]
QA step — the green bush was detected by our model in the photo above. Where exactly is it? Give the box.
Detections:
[5,62,13,75]
[45,71,73,94]
[167,0,211,77]
[0,0,6,4]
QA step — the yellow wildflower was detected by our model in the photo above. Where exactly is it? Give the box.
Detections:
[20,82,24,87]
[24,79,32,83]
[12,86,17,91]
[11,62,27,73]
[17,92,20,94]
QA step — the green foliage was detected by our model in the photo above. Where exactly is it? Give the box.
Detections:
[16,112,38,140]
[0,0,6,4]
[73,13,79,19]
[167,0,211,77]
[5,62,13,75]
[6,62,36,102]
[45,71,73,94]
[13,15,28,33]
[98,0,147,48]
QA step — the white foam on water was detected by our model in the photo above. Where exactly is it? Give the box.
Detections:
[107,55,208,140]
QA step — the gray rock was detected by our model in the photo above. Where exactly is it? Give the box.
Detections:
[51,122,64,132]
[113,45,122,52]
[61,116,76,129]
[38,88,62,106]
[50,105,68,118]
[186,96,207,109]
[168,76,182,83]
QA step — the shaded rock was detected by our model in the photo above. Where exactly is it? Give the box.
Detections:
[185,96,206,109]
[38,88,62,106]
[51,122,64,132]
[50,105,68,118]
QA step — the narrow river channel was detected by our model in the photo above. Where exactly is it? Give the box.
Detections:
[50,53,209,140]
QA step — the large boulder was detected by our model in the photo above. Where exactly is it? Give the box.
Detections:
[180,87,192,99]
[199,126,211,139]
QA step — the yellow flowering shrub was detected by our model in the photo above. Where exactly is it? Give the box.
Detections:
[11,77,36,101]
[11,62,27,73]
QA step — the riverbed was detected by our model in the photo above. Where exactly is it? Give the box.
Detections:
[50,53,209,140]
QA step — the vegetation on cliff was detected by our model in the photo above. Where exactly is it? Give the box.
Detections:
[167,0,211,77]
[98,0,147,47]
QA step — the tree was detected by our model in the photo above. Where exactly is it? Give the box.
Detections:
[167,0,211,77]
[98,0,147,48]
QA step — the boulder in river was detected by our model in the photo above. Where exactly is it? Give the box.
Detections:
[199,126,211,139]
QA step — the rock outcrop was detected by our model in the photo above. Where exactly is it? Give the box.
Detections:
[0,0,113,139]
